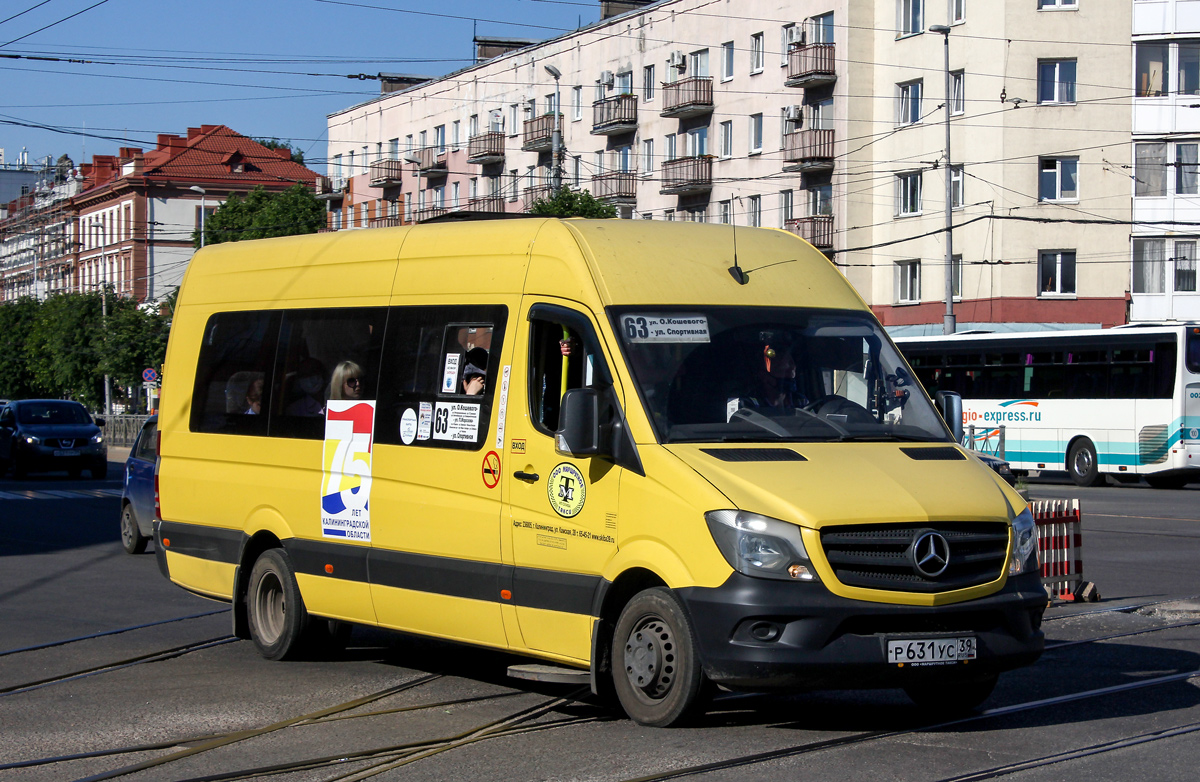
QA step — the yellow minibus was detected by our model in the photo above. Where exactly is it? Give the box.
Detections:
[155,218,1044,726]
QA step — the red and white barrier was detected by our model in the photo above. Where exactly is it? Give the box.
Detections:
[1031,498,1098,602]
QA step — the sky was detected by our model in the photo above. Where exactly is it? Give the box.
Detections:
[0,0,599,174]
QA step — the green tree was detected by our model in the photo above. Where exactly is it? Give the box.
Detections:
[26,291,104,406]
[0,297,44,399]
[100,297,170,389]
[528,187,617,218]
[253,138,305,165]
[197,184,324,247]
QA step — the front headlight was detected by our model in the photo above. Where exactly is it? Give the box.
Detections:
[705,510,818,581]
[23,435,40,445]
[1009,506,1039,576]
[90,433,103,444]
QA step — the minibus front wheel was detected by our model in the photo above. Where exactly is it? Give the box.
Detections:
[612,587,705,727]
[247,548,309,660]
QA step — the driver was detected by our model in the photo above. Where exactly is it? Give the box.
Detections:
[727,338,809,418]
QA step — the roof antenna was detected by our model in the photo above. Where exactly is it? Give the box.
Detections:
[728,195,748,284]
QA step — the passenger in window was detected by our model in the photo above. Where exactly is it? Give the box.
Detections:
[286,358,327,416]
[329,360,365,401]
[244,377,264,415]
[461,347,488,395]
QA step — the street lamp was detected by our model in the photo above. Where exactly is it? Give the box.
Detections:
[190,185,206,247]
[929,24,956,335]
[544,64,563,195]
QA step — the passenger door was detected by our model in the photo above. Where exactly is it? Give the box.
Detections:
[502,301,622,661]
[126,419,157,532]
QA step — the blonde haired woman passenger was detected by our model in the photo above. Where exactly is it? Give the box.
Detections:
[328,360,364,402]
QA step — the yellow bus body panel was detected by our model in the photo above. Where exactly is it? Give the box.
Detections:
[163,550,235,601]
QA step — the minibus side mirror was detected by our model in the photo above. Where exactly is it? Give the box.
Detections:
[935,391,963,444]
[556,388,601,456]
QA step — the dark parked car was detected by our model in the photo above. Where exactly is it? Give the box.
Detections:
[120,416,157,554]
[0,400,108,479]
[973,450,1017,487]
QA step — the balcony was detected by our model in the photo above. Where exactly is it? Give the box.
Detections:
[467,195,507,213]
[592,94,638,135]
[315,175,346,201]
[783,129,834,173]
[413,206,449,222]
[660,77,714,119]
[787,215,834,249]
[785,43,836,88]
[368,159,405,187]
[523,184,553,212]
[369,215,405,228]
[591,172,637,204]
[467,131,505,164]
[659,156,713,195]
[413,147,448,177]
[522,114,562,152]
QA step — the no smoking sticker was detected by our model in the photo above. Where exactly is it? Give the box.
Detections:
[482,450,501,489]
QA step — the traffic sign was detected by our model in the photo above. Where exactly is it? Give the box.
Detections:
[142,367,159,383]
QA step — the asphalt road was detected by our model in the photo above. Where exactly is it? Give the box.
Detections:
[2,460,1199,781]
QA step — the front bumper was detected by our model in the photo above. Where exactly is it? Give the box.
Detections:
[15,441,107,472]
[677,571,1045,691]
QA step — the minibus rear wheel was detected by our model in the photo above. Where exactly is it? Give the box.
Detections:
[247,548,309,660]
[903,672,998,713]
[612,587,705,727]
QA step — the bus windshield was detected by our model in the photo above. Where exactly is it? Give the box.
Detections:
[610,307,949,444]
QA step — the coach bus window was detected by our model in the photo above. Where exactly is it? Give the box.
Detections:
[270,308,387,440]
[191,311,281,436]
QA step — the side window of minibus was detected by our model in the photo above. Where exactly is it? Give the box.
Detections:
[528,312,608,435]
[269,307,388,440]
[190,311,281,436]
[375,305,508,449]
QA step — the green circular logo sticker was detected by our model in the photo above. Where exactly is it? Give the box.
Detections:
[547,463,586,518]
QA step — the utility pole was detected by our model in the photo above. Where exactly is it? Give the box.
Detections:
[100,223,112,418]
[544,64,563,195]
[930,24,956,335]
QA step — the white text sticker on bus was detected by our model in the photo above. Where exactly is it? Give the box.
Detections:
[321,400,375,542]
[620,314,710,343]
[399,408,417,445]
[495,365,512,450]
[433,402,481,442]
[442,353,460,393]
[417,402,432,441]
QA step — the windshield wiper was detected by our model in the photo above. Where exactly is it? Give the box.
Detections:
[834,432,941,442]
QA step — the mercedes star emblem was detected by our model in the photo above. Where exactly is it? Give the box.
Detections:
[910,531,951,578]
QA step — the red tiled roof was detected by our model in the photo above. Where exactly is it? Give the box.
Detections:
[140,125,317,186]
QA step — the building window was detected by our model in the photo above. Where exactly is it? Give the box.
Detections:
[950,70,965,115]
[747,195,762,226]
[434,125,446,153]
[689,49,709,78]
[779,190,793,227]
[781,24,795,67]
[664,209,675,221]
[594,151,605,175]
[451,121,460,149]
[722,41,734,80]
[1180,44,1200,95]
[405,134,414,152]
[810,97,834,130]
[951,165,965,208]
[1178,143,1198,194]
[641,138,655,176]
[749,113,763,154]
[468,115,479,138]
[687,127,708,157]
[750,33,765,73]
[470,177,478,198]
[573,156,581,188]
[666,133,677,161]
[616,145,634,172]
[896,260,920,303]
[1039,157,1078,201]
[616,71,633,95]
[1135,143,1167,197]
[508,105,519,135]
[451,182,460,208]
[719,200,732,224]
[1133,239,1165,294]
[573,86,583,120]
[896,171,922,216]
[809,182,833,215]
[1039,250,1076,295]
[897,80,923,125]
[1176,240,1198,292]
[898,0,923,37]
[1037,0,1077,8]
[952,0,965,23]
[642,212,653,220]
[643,65,655,101]
[812,12,834,43]
[720,120,733,158]
[1038,59,1077,104]
[952,254,963,298]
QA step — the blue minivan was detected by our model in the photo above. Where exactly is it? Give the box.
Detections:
[120,415,157,554]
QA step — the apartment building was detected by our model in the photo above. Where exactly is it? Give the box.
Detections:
[1132,0,1200,321]
[0,126,319,303]
[326,0,1134,333]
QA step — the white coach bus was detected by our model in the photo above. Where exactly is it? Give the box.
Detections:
[896,324,1200,488]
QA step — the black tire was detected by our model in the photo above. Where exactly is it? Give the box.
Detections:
[120,503,148,555]
[12,457,26,479]
[91,460,108,480]
[1146,473,1190,490]
[247,548,309,661]
[306,619,354,655]
[611,587,705,727]
[904,673,998,713]
[1067,439,1105,487]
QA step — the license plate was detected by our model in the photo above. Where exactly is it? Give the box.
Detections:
[887,637,976,666]
[53,449,80,457]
